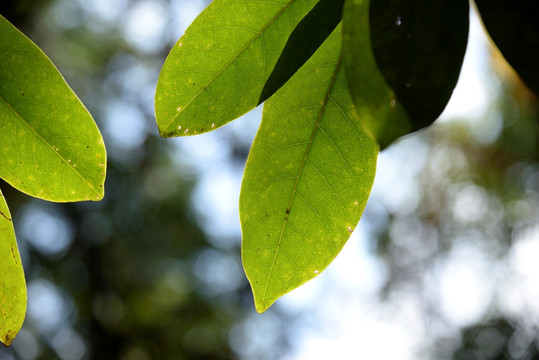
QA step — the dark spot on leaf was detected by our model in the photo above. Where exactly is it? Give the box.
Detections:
[2,329,14,346]
[11,246,17,262]
[285,208,290,215]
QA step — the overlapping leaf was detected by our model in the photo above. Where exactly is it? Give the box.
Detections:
[343,0,411,148]
[344,0,468,148]
[259,0,344,104]
[475,0,539,95]
[155,0,321,138]
[0,15,106,202]
[0,189,26,346]
[240,25,378,312]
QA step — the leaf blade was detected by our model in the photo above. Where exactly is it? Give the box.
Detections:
[0,15,106,202]
[155,0,320,138]
[240,25,378,312]
[343,0,411,148]
[0,188,26,346]
[343,0,468,148]
[369,0,469,129]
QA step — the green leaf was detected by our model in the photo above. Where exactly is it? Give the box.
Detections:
[344,0,469,148]
[343,0,411,148]
[155,0,320,138]
[369,0,469,132]
[258,0,344,104]
[0,15,106,202]
[0,188,26,347]
[475,0,539,95]
[240,25,378,312]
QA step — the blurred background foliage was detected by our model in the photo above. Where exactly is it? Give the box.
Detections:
[0,0,538,359]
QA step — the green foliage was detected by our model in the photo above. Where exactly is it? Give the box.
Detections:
[1,0,538,339]
[0,14,106,345]
[240,26,378,312]
[156,0,538,312]
[0,189,25,347]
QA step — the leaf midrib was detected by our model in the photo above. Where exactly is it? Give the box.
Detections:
[0,95,101,198]
[261,56,343,305]
[163,0,298,134]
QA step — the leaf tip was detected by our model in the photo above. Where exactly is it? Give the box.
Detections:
[254,299,272,314]
[156,121,179,138]
[246,275,277,313]
[251,284,279,313]
[1,330,14,347]
[94,189,105,201]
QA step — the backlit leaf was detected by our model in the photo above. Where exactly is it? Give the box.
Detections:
[475,0,539,95]
[343,0,411,148]
[155,0,320,138]
[369,0,469,133]
[0,15,106,202]
[344,0,468,148]
[240,25,378,312]
[0,188,26,346]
